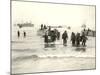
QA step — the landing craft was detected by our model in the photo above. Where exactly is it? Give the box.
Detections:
[47,25,63,28]
[17,22,34,28]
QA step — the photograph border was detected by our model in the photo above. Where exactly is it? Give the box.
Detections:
[10,0,96,75]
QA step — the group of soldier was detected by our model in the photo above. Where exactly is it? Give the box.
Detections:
[17,24,88,47]
[17,30,26,38]
[42,25,88,47]
[71,32,88,46]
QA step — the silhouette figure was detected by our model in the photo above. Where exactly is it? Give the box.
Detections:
[71,32,76,46]
[76,33,81,46]
[17,30,20,38]
[43,32,48,43]
[23,31,26,38]
[62,31,68,46]
[81,32,88,46]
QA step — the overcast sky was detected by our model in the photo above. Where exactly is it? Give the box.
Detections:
[12,1,95,30]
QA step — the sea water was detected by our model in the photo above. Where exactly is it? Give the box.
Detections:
[11,25,96,74]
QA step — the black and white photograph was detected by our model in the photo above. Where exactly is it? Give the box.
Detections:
[11,0,96,74]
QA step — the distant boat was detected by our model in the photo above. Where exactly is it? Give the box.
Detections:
[17,22,34,28]
[48,26,63,28]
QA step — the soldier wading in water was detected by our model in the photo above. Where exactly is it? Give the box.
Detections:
[81,32,88,46]
[76,33,81,46]
[71,32,76,46]
[62,31,68,46]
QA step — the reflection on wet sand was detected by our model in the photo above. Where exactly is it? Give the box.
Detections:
[75,47,86,52]
[44,43,56,48]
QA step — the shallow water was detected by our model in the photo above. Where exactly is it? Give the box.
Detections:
[12,26,96,74]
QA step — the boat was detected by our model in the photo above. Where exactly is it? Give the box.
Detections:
[17,22,34,28]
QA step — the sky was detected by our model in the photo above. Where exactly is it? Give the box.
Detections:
[12,1,95,30]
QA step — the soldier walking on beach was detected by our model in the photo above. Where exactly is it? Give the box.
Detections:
[62,31,68,46]
[23,31,26,38]
[17,30,20,38]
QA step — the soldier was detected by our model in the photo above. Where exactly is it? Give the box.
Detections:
[44,25,47,29]
[57,31,60,40]
[71,32,76,46]
[76,33,81,46]
[17,30,20,38]
[48,26,51,31]
[62,31,68,46]
[81,32,88,46]
[43,32,48,43]
[40,24,43,30]
[48,26,51,36]
[50,30,56,42]
[23,31,26,38]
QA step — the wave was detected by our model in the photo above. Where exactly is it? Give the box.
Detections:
[13,55,39,62]
[11,41,25,43]
[13,49,37,52]
[13,54,95,62]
